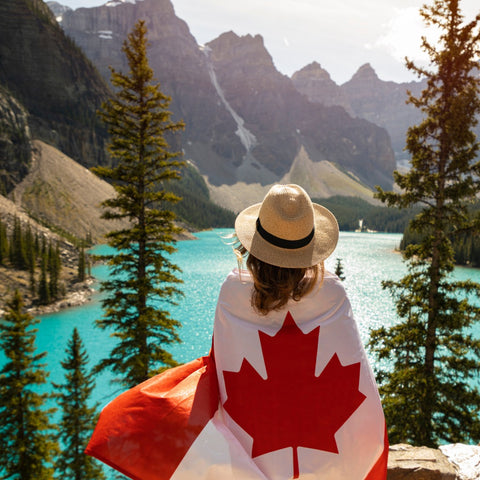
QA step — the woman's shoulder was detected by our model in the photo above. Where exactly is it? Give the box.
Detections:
[310,269,348,302]
[219,269,252,296]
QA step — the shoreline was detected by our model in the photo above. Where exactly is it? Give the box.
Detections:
[27,278,97,316]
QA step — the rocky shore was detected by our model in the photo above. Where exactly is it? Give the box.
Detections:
[26,277,96,316]
[388,443,480,479]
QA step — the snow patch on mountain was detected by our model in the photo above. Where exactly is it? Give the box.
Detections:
[106,0,144,7]
[202,47,257,154]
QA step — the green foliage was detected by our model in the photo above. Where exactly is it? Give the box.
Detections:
[0,290,58,479]
[53,328,106,480]
[93,20,185,388]
[334,258,345,281]
[401,203,480,267]
[314,196,417,232]
[1,217,64,304]
[0,218,8,264]
[10,217,29,269]
[369,0,480,447]
[78,246,86,282]
[38,253,51,305]
[48,242,61,300]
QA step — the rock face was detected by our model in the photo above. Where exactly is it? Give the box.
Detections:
[60,0,241,183]
[0,86,32,193]
[0,0,109,169]
[60,0,396,193]
[440,444,480,480]
[206,32,395,189]
[46,1,72,20]
[292,62,426,162]
[291,61,353,114]
[342,64,424,162]
[12,140,130,243]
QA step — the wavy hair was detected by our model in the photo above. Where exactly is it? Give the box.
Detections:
[229,237,323,315]
[246,254,322,315]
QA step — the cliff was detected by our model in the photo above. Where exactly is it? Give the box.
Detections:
[60,0,242,179]
[292,62,425,163]
[0,86,32,193]
[0,0,109,169]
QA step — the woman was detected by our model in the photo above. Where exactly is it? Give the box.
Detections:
[87,184,388,480]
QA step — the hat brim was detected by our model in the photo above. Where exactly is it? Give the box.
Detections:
[235,202,339,268]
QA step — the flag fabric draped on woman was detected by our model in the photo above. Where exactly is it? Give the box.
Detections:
[86,184,388,480]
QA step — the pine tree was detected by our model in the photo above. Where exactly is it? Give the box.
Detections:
[38,252,51,305]
[25,224,36,295]
[0,290,58,479]
[334,258,345,281]
[369,0,480,446]
[11,216,28,269]
[47,241,61,300]
[0,218,8,265]
[92,20,185,388]
[53,328,106,480]
[78,246,86,282]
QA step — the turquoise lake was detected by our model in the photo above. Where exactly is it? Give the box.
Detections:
[3,229,480,405]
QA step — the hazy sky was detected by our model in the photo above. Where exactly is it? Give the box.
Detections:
[55,0,479,84]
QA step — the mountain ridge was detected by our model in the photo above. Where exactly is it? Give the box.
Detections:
[58,0,396,207]
[0,0,110,171]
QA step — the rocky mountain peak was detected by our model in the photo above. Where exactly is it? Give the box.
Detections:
[348,63,380,84]
[46,1,72,21]
[207,31,276,73]
[292,62,333,83]
[291,62,352,114]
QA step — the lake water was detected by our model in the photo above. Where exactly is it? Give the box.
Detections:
[3,230,480,406]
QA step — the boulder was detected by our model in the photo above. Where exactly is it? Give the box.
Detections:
[388,444,458,480]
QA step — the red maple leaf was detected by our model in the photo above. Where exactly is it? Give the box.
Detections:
[222,311,366,478]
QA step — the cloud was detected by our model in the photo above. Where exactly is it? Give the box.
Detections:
[372,7,441,66]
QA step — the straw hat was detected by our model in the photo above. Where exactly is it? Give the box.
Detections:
[235,184,339,268]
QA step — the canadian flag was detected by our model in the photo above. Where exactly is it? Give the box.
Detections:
[86,270,388,480]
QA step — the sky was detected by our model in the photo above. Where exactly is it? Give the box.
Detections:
[55,0,479,85]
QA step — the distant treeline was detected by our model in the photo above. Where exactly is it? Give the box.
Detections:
[0,217,89,305]
[0,217,63,304]
[316,196,480,267]
[314,196,417,233]
[401,226,480,268]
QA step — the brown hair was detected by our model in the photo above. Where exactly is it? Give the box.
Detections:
[246,253,322,315]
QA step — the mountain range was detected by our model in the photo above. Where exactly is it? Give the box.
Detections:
[1,0,445,234]
[0,0,445,305]
[54,0,407,210]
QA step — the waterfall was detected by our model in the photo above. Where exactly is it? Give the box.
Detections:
[202,47,257,154]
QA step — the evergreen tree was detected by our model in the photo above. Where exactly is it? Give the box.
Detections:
[78,246,86,282]
[334,258,345,281]
[93,20,185,388]
[369,0,480,446]
[53,328,106,480]
[48,242,61,300]
[26,224,36,295]
[38,252,51,305]
[0,217,8,265]
[10,216,28,269]
[0,290,58,479]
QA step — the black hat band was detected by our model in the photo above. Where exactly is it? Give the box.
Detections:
[256,218,315,250]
